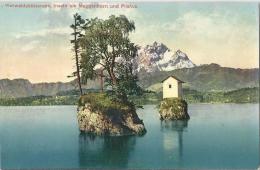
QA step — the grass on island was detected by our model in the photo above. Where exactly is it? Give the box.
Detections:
[159,97,189,120]
[78,92,135,115]
[159,98,187,111]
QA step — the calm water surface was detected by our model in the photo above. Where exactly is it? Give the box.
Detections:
[0,104,258,169]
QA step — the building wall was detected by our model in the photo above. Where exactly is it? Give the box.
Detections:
[163,77,180,98]
[178,82,183,98]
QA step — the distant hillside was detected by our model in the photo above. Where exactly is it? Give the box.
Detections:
[0,87,258,106]
[0,78,100,98]
[0,63,258,98]
[139,63,259,92]
[182,87,259,103]
[0,79,73,98]
[130,87,259,105]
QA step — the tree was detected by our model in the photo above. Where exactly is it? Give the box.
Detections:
[79,15,142,102]
[70,13,85,95]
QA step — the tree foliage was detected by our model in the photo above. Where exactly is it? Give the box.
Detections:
[79,15,142,102]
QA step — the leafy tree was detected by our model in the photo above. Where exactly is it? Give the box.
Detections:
[70,13,85,95]
[79,15,142,102]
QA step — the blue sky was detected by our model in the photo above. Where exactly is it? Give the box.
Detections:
[0,1,258,82]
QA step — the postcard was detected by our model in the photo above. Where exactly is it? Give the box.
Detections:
[0,1,259,169]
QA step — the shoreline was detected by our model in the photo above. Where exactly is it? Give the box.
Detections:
[0,102,258,107]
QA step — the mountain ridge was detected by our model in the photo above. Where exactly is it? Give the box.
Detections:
[0,78,100,98]
[0,63,258,98]
[139,63,259,92]
[135,42,196,72]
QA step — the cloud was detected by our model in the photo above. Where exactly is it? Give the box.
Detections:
[18,3,141,41]
[12,27,71,55]
[82,5,140,20]
[41,7,73,27]
[21,40,40,52]
[39,2,141,29]
[14,27,71,39]
[153,10,258,68]
[163,10,257,44]
[1,4,258,83]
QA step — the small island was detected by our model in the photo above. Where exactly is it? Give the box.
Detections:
[159,76,190,120]
[77,93,146,136]
[69,14,146,136]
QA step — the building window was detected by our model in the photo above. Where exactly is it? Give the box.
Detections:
[169,84,172,88]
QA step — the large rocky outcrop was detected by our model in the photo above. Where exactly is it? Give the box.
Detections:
[159,98,190,120]
[77,93,146,136]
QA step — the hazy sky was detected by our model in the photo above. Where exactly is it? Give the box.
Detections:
[0,1,258,83]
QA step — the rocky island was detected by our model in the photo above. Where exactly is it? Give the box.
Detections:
[69,15,147,136]
[159,98,190,120]
[77,93,146,136]
[159,75,190,120]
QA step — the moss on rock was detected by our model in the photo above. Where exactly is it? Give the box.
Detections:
[159,98,190,120]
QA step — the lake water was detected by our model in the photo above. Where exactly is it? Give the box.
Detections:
[0,104,258,169]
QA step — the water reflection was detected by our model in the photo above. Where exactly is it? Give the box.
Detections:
[78,133,136,168]
[160,120,189,162]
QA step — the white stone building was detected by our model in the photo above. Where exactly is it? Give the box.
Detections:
[161,76,185,99]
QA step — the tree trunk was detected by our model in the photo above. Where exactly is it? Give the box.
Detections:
[109,67,117,86]
[100,69,104,92]
[75,51,83,95]
[110,56,117,86]
[74,17,83,95]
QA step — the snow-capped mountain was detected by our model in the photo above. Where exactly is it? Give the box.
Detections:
[135,42,196,72]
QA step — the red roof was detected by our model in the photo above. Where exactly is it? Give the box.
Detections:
[161,75,185,83]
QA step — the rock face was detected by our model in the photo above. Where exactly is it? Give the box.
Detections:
[77,103,146,136]
[135,41,196,72]
[159,98,190,120]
